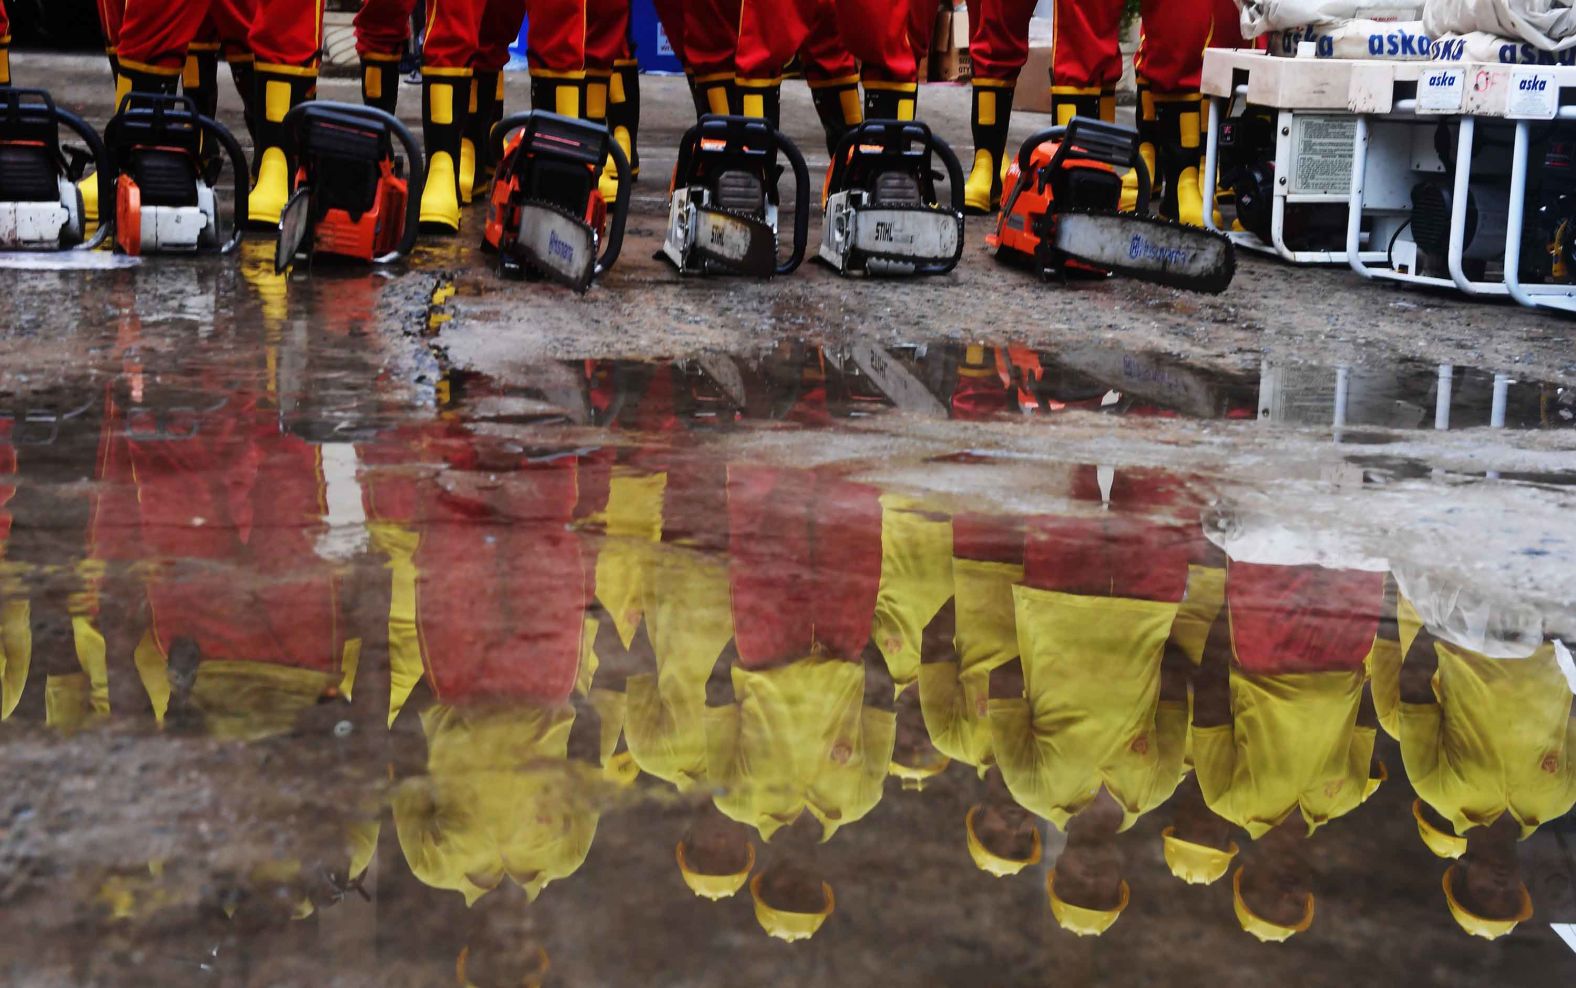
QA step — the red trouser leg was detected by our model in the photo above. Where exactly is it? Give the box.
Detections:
[1133,0,1212,95]
[1212,0,1249,50]
[423,0,484,70]
[525,0,588,76]
[355,0,418,59]
[967,0,1035,83]
[834,0,916,85]
[97,0,126,56]
[686,0,739,81]
[586,0,631,72]
[651,0,685,65]
[117,0,212,75]
[476,0,528,72]
[735,0,814,86]
[798,0,856,83]
[1049,0,1121,121]
[250,0,325,70]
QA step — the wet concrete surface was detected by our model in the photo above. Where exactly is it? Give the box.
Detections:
[0,53,1575,988]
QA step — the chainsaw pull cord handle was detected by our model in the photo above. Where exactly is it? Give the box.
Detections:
[54,105,114,251]
[594,137,632,279]
[195,111,249,254]
[778,130,811,276]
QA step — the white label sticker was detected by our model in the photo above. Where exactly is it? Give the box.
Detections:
[1290,116,1356,196]
[1507,70,1557,119]
[1418,68,1465,114]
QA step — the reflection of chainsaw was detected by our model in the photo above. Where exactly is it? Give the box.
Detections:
[819,120,965,277]
[988,118,1235,294]
[275,102,423,273]
[104,93,247,257]
[483,111,630,293]
[661,114,810,277]
[0,89,111,252]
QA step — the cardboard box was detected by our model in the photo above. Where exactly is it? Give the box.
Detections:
[929,3,971,82]
[1015,45,1053,114]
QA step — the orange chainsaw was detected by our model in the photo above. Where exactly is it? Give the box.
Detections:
[103,92,248,257]
[483,111,631,293]
[275,102,423,273]
[988,117,1234,294]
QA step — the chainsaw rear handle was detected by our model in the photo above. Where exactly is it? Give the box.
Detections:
[56,105,113,250]
[284,101,426,264]
[594,137,632,279]
[1013,118,1151,216]
[106,93,250,253]
[777,127,811,276]
[490,110,609,170]
[827,119,967,216]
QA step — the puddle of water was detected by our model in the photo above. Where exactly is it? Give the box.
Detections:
[1,268,1575,986]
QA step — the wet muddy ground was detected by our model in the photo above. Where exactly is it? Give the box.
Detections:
[0,53,1574,987]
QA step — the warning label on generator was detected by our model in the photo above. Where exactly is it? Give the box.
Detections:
[1290,116,1357,196]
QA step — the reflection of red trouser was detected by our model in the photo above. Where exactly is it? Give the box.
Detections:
[354,0,418,59]
[727,466,882,668]
[1227,563,1381,674]
[953,513,1025,565]
[119,0,321,73]
[967,0,1035,83]
[738,0,930,84]
[1053,0,1213,94]
[415,457,587,704]
[1022,467,1196,603]
[654,0,739,80]
[0,2,9,42]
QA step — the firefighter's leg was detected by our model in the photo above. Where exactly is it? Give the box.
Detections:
[115,0,206,101]
[1119,75,1158,211]
[417,0,484,232]
[468,0,524,203]
[800,0,860,156]
[735,0,816,128]
[586,0,632,201]
[246,0,324,226]
[685,0,740,118]
[1138,0,1212,226]
[964,0,1034,213]
[354,0,418,114]
[833,0,918,121]
[1047,0,1121,125]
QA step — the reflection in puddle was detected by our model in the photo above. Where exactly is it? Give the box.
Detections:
[1,281,1574,985]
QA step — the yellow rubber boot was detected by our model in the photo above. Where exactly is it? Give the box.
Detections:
[418,71,469,234]
[1119,81,1157,212]
[247,65,314,228]
[1155,92,1206,227]
[964,80,1013,214]
[809,75,862,157]
[609,59,641,179]
[458,75,479,204]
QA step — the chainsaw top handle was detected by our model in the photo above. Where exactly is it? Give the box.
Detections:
[673,114,810,276]
[1013,117,1151,216]
[285,101,425,264]
[106,92,250,253]
[827,119,967,217]
[0,89,115,250]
